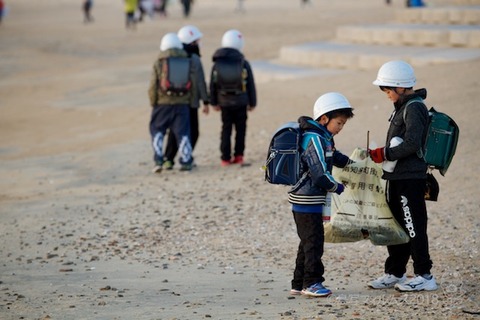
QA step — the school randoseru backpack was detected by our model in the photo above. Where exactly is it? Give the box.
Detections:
[404,98,460,176]
[214,59,246,96]
[159,57,192,96]
[264,122,303,185]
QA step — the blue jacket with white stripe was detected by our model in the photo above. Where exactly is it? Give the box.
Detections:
[288,116,350,206]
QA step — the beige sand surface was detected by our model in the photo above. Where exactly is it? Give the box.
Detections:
[0,0,479,319]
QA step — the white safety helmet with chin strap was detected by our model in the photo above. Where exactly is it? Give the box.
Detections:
[221,29,244,51]
[160,33,183,51]
[313,92,353,121]
[178,25,203,44]
[372,60,416,88]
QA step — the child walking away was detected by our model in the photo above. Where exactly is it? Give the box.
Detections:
[124,0,138,30]
[209,29,257,167]
[148,33,196,173]
[288,92,354,297]
[368,60,438,292]
[83,0,93,23]
[163,25,210,170]
[0,0,5,25]
[180,0,193,18]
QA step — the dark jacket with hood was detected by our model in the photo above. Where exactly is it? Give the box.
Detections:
[183,43,210,109]
[288,116,350,206]
[209,47,256,108]
[383,88,429,180]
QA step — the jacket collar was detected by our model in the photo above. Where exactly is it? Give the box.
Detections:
[298,116,333,140]
[394,88,427,109]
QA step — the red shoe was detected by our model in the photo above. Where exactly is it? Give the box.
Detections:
[221,160,231,167]
[231,155,244,165]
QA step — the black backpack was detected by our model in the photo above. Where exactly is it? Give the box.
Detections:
[214,59,246,96]
[264,122,303,185]
[159,57,192,96]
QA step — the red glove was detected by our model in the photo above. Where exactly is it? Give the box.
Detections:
[369,147,385,163]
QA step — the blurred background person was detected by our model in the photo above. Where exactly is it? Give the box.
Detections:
[163,25,210,170]
[1,0,6,25]
[181,0,193,18]
[124,0,138,29]
[82,0,94,23]
[235,0,245,13]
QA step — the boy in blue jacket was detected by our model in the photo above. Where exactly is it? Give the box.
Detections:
[288,92,354,297]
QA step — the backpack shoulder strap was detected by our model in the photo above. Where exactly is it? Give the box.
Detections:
[402,97,425,121]
[402,97,427,159]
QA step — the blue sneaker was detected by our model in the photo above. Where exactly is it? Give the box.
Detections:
[301,283,332,297]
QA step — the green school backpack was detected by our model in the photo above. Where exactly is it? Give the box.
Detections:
[404,98,460,176]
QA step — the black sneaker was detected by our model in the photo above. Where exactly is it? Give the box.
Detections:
[180,164,192,171]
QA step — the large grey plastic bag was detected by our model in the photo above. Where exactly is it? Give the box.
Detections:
[324,148,409,246]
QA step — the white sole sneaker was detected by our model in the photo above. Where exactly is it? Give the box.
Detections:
[152,165,162,174]
[395,275,438,292]
[368,273,407,289]
[290,289,302,296]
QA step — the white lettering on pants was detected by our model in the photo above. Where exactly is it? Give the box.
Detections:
[401,195,416,238]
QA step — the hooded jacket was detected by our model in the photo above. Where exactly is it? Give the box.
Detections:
[183,43,210,108]
[210,47,256,108]
[383,88,429,180]
[288,117,350,206]
[148,48,197,107]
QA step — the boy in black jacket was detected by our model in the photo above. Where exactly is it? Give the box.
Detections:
[368,60,437,292]
[209,29,257,166]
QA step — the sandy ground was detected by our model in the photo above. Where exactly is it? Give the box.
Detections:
[1,0,479,319]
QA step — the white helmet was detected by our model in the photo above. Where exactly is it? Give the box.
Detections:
[313,92,353,121]
[221,29,244,51]
[372,60,416,88]
[178,25,203,44]
[160,33,183,51]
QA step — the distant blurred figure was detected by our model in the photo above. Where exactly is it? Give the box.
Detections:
[83,0,94,23]
[406,0,425,7]
[124,0,138,29]
[154,0,167,17]
[209,29,257,166]
[138,0,154,22]
[235,0,245,13]
[385,0,392,5]
[0,0,4,25]
[181,0,193,18]
[301,0,312,7]
[163,25,210,170]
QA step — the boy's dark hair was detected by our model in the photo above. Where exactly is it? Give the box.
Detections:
[379,85,413,91]
[325,108,355,120]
